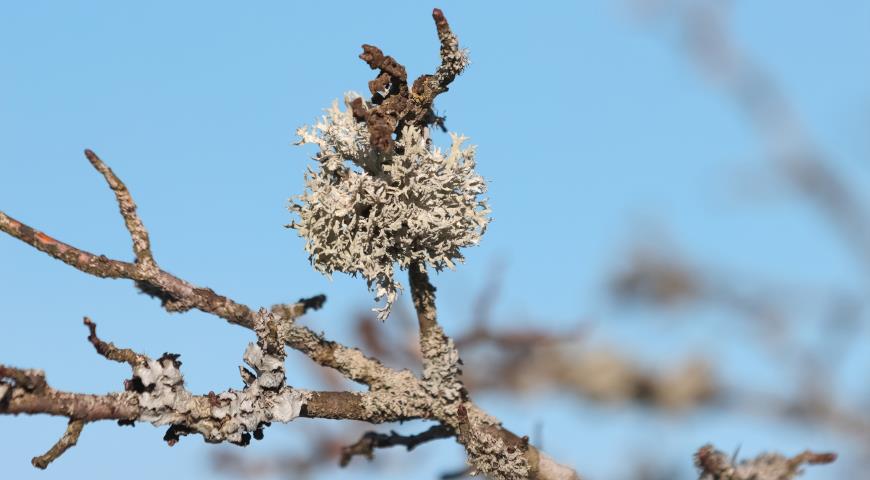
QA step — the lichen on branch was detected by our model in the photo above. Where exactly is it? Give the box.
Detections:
[290,9,488,321]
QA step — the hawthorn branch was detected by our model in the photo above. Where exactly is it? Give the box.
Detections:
[0,11,583,479]
[1,379,422,425]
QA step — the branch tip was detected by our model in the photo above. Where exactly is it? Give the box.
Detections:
[83,316,146,367]
[352,7,465,153]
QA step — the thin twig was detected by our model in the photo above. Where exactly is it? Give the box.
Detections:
[83,317,146,367]
[31,418,86,469]
[83,149,157,273]
[339,424,454,466]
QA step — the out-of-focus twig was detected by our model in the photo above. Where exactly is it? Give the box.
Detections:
[339,425,455,467]
[694,444,835,480]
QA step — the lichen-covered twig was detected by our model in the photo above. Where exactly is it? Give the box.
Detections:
[1,317,436,466]
[31,418,85,469]
[339,424,454,467]
[408,263,464,406]
[694,444,836,480]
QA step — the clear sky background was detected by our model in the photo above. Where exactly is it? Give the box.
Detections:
[2,1,869,479]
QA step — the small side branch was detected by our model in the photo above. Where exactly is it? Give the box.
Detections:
[427,8,468,100]
[339,424,454,467]
[84,149,157,273]
[31,418,85,469]
[84,317,146,367]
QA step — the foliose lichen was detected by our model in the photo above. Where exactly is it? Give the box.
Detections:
[290,95,490,320]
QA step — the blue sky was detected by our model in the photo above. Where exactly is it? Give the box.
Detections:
[2,1,869,479]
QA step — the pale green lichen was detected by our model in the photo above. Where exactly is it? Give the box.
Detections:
[291,95,490,320]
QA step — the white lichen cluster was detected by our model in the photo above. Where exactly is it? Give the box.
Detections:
[291,95,490,319]
[134,309,307,444]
